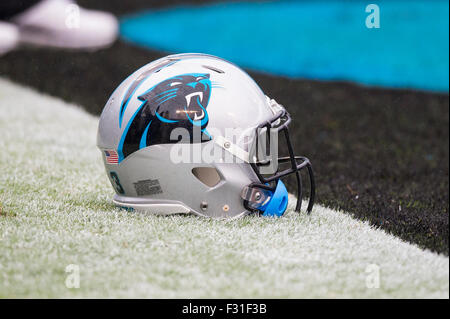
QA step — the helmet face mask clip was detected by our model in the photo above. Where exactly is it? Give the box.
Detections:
[97,53,315,219]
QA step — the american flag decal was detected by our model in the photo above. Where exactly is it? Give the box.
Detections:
[104,150,119,164]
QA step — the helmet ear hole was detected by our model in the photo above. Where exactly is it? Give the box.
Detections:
[192,167,221,187]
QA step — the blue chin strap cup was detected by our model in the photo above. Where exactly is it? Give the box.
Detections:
[241,180,289,217]
[261,180,289,217]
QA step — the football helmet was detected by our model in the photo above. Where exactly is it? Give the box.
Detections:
[97,53,315,218]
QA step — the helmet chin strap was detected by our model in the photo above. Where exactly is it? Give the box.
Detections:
[260,180,289,217]
[240,180,289,217]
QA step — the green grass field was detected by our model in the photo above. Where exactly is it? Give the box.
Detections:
[0,78,448,298]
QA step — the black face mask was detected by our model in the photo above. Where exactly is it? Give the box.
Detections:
[242,108,316,215]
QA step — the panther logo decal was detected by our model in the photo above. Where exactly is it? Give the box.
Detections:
[118,73,212,162]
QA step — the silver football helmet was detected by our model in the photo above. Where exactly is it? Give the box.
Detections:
[97,53,315,218]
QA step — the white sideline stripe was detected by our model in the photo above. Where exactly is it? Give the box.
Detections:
[0,77,448,298]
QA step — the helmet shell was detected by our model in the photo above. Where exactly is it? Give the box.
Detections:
[97,53,280,218]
